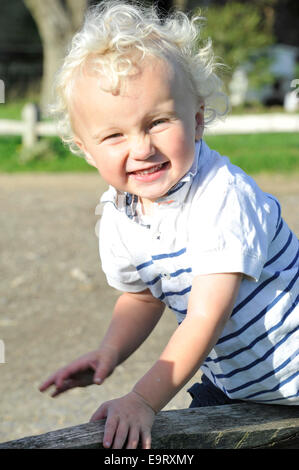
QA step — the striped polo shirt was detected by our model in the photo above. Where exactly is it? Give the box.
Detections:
[97,140,299,404]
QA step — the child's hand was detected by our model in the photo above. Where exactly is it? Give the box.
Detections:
[39,348,118,397]
[90,391,156,449]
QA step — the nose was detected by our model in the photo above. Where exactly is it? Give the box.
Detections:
[129,133,155,160]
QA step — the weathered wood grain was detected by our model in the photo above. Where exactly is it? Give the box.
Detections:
[1,403,298,449]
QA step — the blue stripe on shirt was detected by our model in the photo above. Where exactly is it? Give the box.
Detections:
[136,247,186,271]
[272,218,283,242]
[205,294,298,365]
[264,231,293,268]
[243,364,299,400]
[136,259,153,270]
[232,272,280,317]
[217,268,299,345]
[159,285,191,300]
[146,267,192,286]
[267,195,281,228]
[214,324,299,381]
[152,247,186,261]
[169,305,188,315]
[231,244,298,318]
[211,351,299,398]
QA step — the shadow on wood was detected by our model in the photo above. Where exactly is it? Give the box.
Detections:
[0,403,299,449]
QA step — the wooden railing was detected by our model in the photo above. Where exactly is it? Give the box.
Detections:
[1,403,298,449]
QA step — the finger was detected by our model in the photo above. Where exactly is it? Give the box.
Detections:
[55,368,76,389]
[39,365,72,392]
[103,415,119,449]
[93,361,112,385]
[40,355,96,393]
[141,428,152,450]
[112,421,130,449]
[126,427,140,449]
[89,403,108,422]
[40,365,75,392]
[50,378,79,397]
[39,374,57,392]
[88,359,98,371]
[55,359,93,388]
[49,372,87,397]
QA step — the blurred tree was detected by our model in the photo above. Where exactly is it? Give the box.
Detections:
[196,1,275,90]
[274,0,299,47]
[209,0,298,47]
[23,0,87,114]
[0,0,43,99]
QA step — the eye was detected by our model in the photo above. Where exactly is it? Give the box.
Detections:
[102,133,123,143]
[105,133,122,140]
[149,118,171,134]
[150,118,168,128]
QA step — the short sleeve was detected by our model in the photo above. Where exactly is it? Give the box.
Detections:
[188,174,277,282]
[98,205,147,293]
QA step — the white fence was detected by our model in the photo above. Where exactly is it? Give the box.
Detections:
[0,80,4,104]
[0,104,57,148]
[205,113,299,135]
[0,339,5,364]
[0,103,298,148]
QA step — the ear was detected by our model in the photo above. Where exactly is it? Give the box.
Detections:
[195,104,205,141]
[74,138,97,168]
[84,152,97,168]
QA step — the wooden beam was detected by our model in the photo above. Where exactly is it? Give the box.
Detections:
[1,403,299,449]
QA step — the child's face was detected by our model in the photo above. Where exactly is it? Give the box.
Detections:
[71,57,203,206]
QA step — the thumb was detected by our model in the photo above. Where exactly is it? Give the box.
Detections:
[89,403,108,422]
[93,360,113,385]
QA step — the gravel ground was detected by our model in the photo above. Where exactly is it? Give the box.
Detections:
[0,172,298,444]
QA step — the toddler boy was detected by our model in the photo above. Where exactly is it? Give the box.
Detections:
[40,1,299,449]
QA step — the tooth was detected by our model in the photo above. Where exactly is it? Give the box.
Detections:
[136,163,163,175]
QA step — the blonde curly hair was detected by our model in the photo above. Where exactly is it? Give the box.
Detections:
[50,0,229,156]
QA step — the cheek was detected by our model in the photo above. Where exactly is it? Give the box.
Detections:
[165,128,195,161]
[91,147,127,180]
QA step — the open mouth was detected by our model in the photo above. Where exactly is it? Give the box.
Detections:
[129,162,169,176]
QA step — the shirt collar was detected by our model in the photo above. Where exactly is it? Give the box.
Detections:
[155,140,201,206]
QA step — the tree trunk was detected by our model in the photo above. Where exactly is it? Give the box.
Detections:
[173,0,188,11]
[23,0,87,115]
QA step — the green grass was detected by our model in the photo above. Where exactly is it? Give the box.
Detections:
[0,136,96,173]
[0,132,298,174]
[0,99,38,120]
[205,132,299,174]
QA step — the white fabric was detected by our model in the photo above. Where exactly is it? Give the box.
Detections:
[96,140,299,404]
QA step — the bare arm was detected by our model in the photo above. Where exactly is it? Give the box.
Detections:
[91,272,242,448]
[96,289,165,380]
[132,273,242,411]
